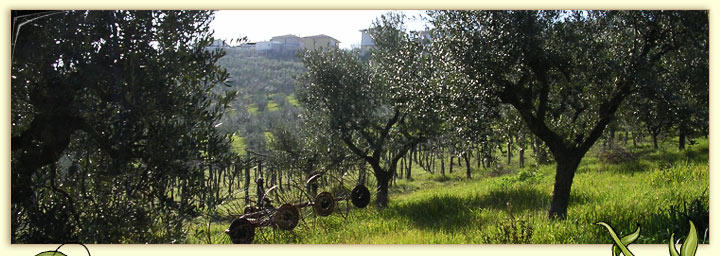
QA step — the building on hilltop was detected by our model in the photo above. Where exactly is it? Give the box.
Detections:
[239,42,256,49]
[254,34,341,58]
[302,34,340,51]
[271,34,305,54]
[207,39,231,49]
[254,34,304,58]
[359,29,374,51]
[255,40,280,52]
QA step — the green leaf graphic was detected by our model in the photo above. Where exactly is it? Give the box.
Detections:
[669,221,699,256]
[613,225,640,256]
[597,222,635,256]
[680,221,698,256]
[669,233,680,256]
[35,251,68,256]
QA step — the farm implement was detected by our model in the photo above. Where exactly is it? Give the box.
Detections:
[224,176,371,244]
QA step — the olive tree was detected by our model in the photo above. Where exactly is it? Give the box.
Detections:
[297,14,442,208]
[430,10,707,219]
[11,10,237,242]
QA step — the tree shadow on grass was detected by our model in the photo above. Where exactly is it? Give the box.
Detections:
[388,186,550,231]
[604,160,654,174]
[643,146,709,167]
[588,143,708,175]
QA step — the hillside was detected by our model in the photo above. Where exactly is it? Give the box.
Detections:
[214,47,306,154]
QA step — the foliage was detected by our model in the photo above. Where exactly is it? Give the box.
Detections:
[597,146,638,164]
[499,168,542,185]
[296,13,444,208]
[266,118,361,197]
[429,10,708,219]
[662,194,709,243]
[11,10,236,243]
[213,49,306,153]
[492,203,534,243]
[625,17,709,150]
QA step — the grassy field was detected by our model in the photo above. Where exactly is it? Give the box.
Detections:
[186,138,708,244]
[230,134,246,155]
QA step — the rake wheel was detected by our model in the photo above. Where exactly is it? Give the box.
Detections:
[350,184,371,208]
[226,218,255,244]
[272,204,299,231]
[313,192,335,217]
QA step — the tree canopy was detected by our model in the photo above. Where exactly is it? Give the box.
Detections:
[11,10,237,243]
[296,14,444,208]
[429,10,708,218]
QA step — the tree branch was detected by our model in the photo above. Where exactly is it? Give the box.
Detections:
[371,109,402,160]
[340,133,374,165]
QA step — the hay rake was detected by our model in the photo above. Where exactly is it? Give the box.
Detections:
[224,174,371,244]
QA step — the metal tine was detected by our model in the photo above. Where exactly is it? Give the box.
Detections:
[305,172,324,186]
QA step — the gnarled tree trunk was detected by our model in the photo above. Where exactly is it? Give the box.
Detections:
[547,153,583,219]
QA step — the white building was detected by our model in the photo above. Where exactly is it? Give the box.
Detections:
[207,39,230,49]
[302,34,340,50]
[270,34,305,53]
[255,40,281,52]
[359,29,374,50]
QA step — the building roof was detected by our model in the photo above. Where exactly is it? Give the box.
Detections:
[272,34,302,39]
[302,34,340,43]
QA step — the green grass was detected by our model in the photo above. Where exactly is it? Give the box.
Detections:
[264,131,274,144]
[231,133,246,155]
[246,104,258,115]
[186,139,708,244]
[287,94,300,107]
[267,100,280,112]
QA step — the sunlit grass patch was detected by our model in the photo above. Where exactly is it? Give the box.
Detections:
[287,94,300,107]
[246,104,258,114]
[267,100,280,111]
[231,133,246,155]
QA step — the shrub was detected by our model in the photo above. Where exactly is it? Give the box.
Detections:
[488,203,534,243]
[488,164,513,177]
[597,146,637,164]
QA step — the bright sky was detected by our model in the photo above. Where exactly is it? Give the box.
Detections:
[209,10,428,49]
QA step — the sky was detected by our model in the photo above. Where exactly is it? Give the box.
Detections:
[209,10,428,49]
